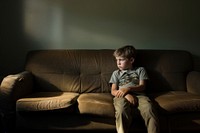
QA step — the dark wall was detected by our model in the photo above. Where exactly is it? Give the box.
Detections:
[0,0,200,79]
[0,0,25,77]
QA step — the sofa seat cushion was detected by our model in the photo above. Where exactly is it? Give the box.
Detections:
[16,92,79,111]
[153,91,200,114]
[77,93,115,118]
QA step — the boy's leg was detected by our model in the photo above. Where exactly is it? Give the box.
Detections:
[113,97,132,133]
[137,95,159,133]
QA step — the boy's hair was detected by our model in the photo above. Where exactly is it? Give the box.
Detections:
[113,45,136,59]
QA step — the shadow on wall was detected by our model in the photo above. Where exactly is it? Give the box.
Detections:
[0,0,43,78]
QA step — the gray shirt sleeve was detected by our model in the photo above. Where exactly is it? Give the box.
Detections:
[138,67,149,80]
[109,70,119,85]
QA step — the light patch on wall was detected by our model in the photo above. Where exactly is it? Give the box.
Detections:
[49,6,64,46]
[22,0,126,49]
[23,0,64,48]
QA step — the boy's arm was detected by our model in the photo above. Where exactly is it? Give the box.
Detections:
[120,80,146,93]
[111,83,125,97]
[112,83,137,98]
[111,83,118,96]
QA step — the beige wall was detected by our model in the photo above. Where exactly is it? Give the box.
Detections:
[0,0,200,76]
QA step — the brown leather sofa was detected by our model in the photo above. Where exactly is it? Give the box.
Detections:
[1,49,200,133]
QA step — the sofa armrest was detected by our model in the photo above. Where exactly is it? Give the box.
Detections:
[0,71,33,113]
[187,71,200,95]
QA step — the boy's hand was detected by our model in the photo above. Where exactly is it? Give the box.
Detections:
[114,88,129,97]
[117,87,130,97]
[114,90,124,97]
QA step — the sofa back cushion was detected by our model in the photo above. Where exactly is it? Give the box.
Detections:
[25,49,193,93]
[25,50,117,93]
[136,50,193,92]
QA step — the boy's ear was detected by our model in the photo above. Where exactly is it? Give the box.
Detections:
[130,57,135,63]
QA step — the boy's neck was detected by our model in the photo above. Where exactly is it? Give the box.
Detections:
[120,66,134,71]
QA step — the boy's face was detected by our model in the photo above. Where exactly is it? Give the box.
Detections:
[115,56,134,70]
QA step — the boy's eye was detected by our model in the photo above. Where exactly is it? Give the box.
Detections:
[116,59,126,62]
[115,57,127,62]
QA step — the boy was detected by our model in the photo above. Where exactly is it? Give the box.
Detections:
[109,45,159,133]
